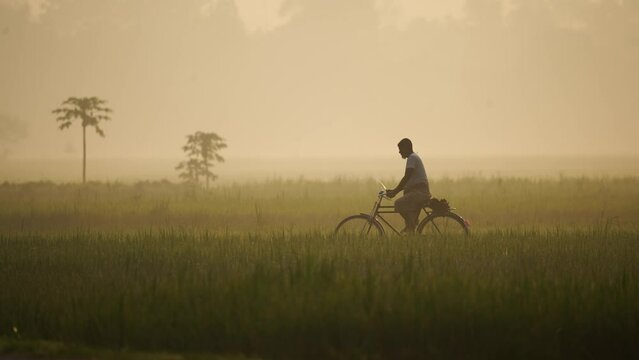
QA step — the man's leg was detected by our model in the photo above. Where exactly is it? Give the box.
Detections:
[395,193,420,233]
[411,192,430,230]
[395,192,430,234]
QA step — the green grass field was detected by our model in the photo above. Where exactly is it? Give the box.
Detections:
[1,178,638,359]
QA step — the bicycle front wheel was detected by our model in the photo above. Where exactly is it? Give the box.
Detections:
[334,214,384,237]
[417,212,469,237]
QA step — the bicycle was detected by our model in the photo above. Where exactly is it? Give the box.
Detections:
[334,182,470,237]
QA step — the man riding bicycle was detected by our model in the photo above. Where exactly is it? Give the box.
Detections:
[335,139,468,236]
[385,138,431,234]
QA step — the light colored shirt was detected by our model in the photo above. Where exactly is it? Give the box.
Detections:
[405,153,429,192]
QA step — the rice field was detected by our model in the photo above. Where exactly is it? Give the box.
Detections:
[1,177,638,359]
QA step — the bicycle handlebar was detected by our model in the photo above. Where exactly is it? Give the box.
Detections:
[378,190,391,199]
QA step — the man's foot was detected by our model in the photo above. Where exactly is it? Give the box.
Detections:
[400,227,416,235]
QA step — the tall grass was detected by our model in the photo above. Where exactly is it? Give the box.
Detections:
[1,177,638,358]
[1,177,638,232]
[1,230,638,358]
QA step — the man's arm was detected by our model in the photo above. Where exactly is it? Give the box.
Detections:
[387,168,414,198]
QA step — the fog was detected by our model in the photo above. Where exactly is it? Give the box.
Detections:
[1,0,638,181]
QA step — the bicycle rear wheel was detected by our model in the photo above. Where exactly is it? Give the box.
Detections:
[417,212,469,237]
[334,214,384,237]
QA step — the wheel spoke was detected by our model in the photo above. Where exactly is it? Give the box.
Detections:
[432,221,442,234]
[360,221,369,235]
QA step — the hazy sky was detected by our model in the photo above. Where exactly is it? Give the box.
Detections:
[1,0,637,161]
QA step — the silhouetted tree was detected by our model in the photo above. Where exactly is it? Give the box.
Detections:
[52,97,112,184]
[176,131,226,188]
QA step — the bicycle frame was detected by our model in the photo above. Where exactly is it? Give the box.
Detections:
[364,191,432,236]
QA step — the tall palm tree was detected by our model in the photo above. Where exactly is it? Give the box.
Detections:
[52,97,112,183]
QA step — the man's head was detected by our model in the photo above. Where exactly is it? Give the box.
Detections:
[398,138,413,159]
